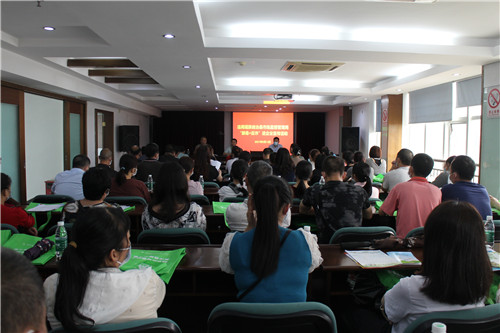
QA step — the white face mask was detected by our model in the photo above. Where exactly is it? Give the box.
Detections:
[117,246,132,267]
[273,141,279,146]
[132,168,137,177]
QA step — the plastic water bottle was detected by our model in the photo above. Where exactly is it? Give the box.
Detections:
[146,174,154,192]
[55,221,67,261]
[199,175,205,189]
[431,322,446,333]
[485,215,495,247]
[319,176,326,186]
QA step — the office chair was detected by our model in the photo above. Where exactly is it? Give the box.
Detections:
[28,194,75,204]
[49,317,182,333]
[105,196,148,206]
[403,303,500,333]
[222,196,246,203]
[292,198,302,207]
[405,226,424,239]
[189,194,210,206]
[137,228,210,245]
[329,226,396,245]
[204,181,220,189]
[207,302,337,333]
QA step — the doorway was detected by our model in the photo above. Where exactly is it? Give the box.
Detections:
[95,109,114,169]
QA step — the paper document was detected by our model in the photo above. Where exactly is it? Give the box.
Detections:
[26,203,65,212]
[387,251,421,264]
[487,247,500,270]
[345,250,401,268]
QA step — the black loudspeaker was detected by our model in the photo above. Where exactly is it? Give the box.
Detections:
[341,127,359,152]
[118,126,139,152]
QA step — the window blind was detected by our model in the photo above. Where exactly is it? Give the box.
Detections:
[409,83,452,123]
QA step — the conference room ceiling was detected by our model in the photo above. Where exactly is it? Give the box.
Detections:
[1,0,499,115]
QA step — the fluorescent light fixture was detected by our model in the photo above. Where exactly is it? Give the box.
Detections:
[43,26,55,31]
[351,28,456,45]
[293,95,322,102]
[229,23,340,40]
[227,78,290,87]
[304,79,362,89]
[163,34,175,39]
[205,100,209,103]
[397,89,402,92]
[182,65,191,69]
[387,64,433,79]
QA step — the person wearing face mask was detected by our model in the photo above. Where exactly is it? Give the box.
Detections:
[109,154,151,202]
[268,136,283,153]
[44,207,166,331]
[1,173,38,235]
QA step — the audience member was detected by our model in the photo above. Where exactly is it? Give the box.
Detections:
[224,138,239,156]
[135,143,162,182]
[109,154,150,202]
[431,155,455,188]
[193,136,208,155]
[441,155,492,219]
[1,173,37,235]
[44,207,165,331]
[226,146,242,175]
[320,146,331,156]
[176,145,188,159]
[130,145,142,160]
[142,162,206,230]
[300,156,372,243]
[382,201,491,333]
[309,154,327,185]
[159,144,178,163]
[342,151,355,169]
[225,161,291,231]
[352,162,379,199]
[308,148,320,170]
[380,153,441,238]
[219,159,249,202]
[382,148,413,193]
[238,150,251,165]
[62,167,118,224]
[262,148,272,164]
[268,136,283,153]
[2,248,47,333]
[192,144,222,182]
[95,148,117,181]
[208,144,222,170]
[345,151,374,182]
[52,154,90,200]
[179,156,203,196]
[273,148,295,182]
[219,175,322,302]
[291,160,312,199]
[290,143,305,166]
[366,146,387,175]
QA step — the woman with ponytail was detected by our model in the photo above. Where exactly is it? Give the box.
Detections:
[44,207,165,331]
[219,176,322,302]
[218,159,249,202]
[352,162,379,199]
[291,160,312,199]
[109,154,151,202]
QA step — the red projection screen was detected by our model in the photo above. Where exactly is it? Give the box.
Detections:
[232,113,294,152]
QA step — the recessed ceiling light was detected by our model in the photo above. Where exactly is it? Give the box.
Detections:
[215,107,218,110]
[195,85,201,89]
[182,65,191,69]
[397,89,402,92]
[453,73,461,76]
[43,26,55,31]
[205,100,209,103]
[163,34,175,39]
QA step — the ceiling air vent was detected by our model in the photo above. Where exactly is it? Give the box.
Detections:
[281,61,344,73]
[274,94,293,100]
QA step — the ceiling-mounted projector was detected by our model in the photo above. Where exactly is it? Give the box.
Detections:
[274,94,293,100]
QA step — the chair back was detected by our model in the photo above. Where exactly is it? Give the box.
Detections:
[208,302,337,333]
[403,303,500,333]
[49,317,181,333]
[105,196,148,206]
[494,220,500,240]
[1,224,19,234]
[204,182,220,189]
[405,226,424,239]
[46,223,74,238]
[137,228,210,245]
[222,197,246,203]
[190,195,210,206]
[28,194,75,204]
[329,226,395,244]
[292,198,302,207]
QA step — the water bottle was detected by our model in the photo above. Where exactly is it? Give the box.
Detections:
[485,215,495,247]
[146,174,154,192]
[199,175,205,189]
[55,221,67,261]
[319,176,326,186]
[431,322,446,333]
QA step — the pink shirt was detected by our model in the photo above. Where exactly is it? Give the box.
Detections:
[380,177,441,238]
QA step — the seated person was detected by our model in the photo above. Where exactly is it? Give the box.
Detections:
[219,176,322,302]
[192,144,222,182]
[62,167,118,224]
[291,160,312,199]
[2,248,47,333]
[219,159,249,202]
[135,143,163,182]
[95,148,117,182]
[142,162,206,230]
[109,154,150,202]
[208,144,222,171]
[309,154,326,185]
[1,173,37,236]
[352,162,379,200]
[225,146,242,174]
[290,143,305,167]
[179,156,203,196]
[366,145,387,175]
[268,136,283,153]
[382,201,490,333]
[380,153,441,238]
[52,154,90,200]
[262,148,272,165]
[300,156,372,243]
[382,149,413,193]
[441,155,492,219]
[224,138,240,157]
[225,161,291,232]
[272,148,295,182]
[431,155,455,188]
[44,207,166,330]
[307,148,320,170]
[345,151,374,182]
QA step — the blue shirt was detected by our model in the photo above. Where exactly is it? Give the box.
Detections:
[441,181,492,219]
[268,143,283,153]
[229,227,311,302]
[52,168,85,200]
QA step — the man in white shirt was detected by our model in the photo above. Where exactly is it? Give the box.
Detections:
[382,148,413,193]
[268,137,283,153]
[225,160,290,231]
[52,154,90,200]
[223,138,239,156]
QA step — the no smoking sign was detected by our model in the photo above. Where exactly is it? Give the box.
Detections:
[487,87,500,118]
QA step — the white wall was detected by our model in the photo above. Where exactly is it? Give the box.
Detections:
[86,102,150,170]
[352,102,376,155]
[325,107,343,154]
